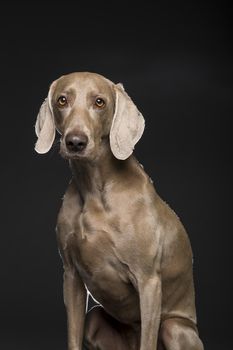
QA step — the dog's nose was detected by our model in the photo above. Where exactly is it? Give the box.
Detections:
[65,133,88,153]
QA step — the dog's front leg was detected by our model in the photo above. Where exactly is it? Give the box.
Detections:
[63,267,87,350]
[138,276,162,350]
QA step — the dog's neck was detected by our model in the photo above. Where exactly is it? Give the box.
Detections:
[69,149,138,206]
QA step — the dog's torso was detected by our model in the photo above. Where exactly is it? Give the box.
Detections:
[56,157,197,327]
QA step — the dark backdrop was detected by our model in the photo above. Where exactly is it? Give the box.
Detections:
[0,1,232,349]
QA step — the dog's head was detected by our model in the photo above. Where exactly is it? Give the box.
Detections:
[35,72,145,161]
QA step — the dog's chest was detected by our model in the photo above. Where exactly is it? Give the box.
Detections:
[71,209,124,275]
[63,207,137,304]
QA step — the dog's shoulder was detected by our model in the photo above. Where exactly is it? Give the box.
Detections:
[58,179,82,220]
[56,179,81,248]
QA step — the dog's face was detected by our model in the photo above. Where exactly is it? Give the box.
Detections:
[35,72,145,161]
[52,73,115,161]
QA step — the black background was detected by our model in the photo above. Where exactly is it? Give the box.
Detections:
[1,1,232,349]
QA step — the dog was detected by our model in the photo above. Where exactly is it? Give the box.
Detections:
[35,72,204,350]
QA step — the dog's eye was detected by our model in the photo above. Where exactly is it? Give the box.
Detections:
[57,96,67,107]
[95,98,105,108]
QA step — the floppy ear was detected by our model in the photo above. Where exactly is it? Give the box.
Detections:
[110,83,145,160]
[34,86,55,154]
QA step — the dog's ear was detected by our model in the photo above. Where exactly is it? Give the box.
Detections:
[34,83,56,154]
[110,83,145,160]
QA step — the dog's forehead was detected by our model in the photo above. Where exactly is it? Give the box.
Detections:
[53,72,113,94]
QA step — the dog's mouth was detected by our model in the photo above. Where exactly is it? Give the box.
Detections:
[59,147,87,160]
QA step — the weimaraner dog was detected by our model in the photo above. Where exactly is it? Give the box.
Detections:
[35,72,204,350]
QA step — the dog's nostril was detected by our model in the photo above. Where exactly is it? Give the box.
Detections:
[65,134,88,152]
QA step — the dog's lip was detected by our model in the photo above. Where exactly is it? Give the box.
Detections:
[60,149,87,160]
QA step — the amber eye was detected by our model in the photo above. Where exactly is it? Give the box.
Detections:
[57,96,67,107]
[95,97,105,108]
